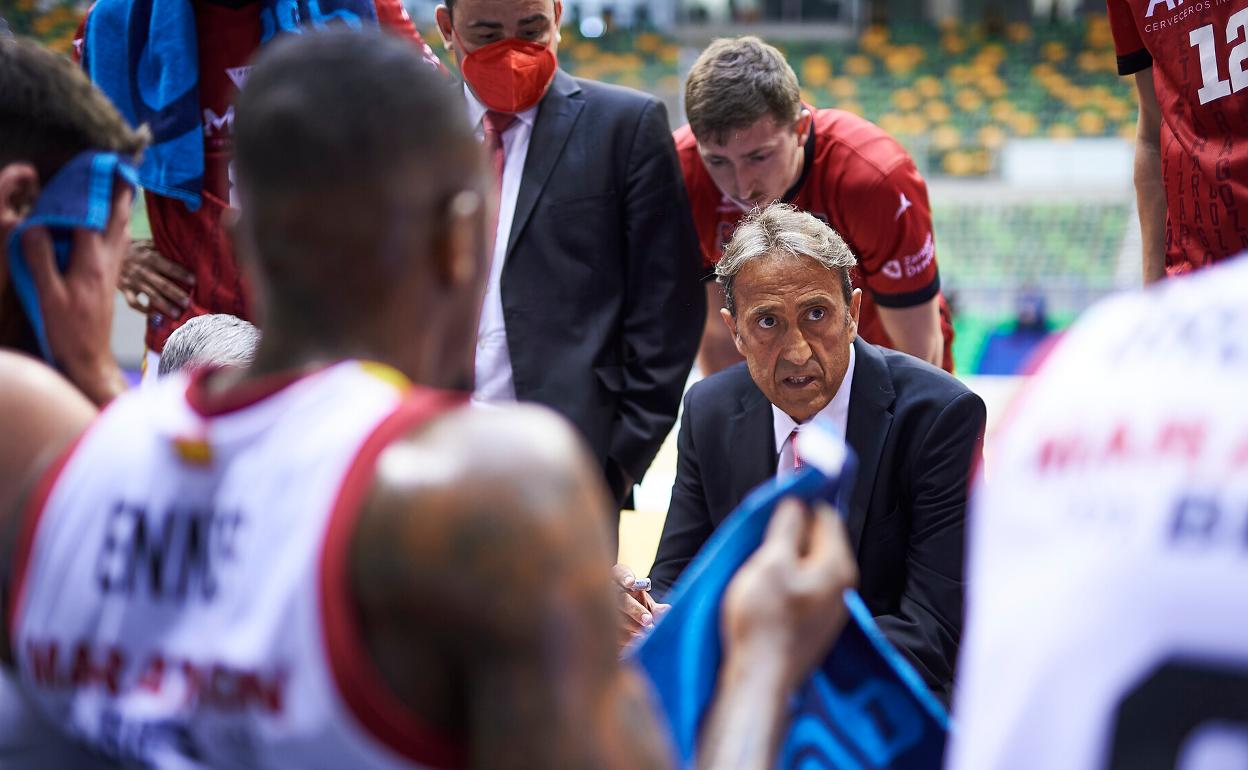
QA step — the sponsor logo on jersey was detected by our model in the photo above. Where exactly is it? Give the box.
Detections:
[225,66,252,90]
[203,106,235,137]
[882,260,903,280]
[895,192,913,220]
[902,232,936,277]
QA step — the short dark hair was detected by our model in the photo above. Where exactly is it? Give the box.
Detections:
[0,37,148,183]
[684,36,802,145]
[233,30,478,332]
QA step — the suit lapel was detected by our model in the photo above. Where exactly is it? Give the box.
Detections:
[727,380,776,520]
[505,70,585,259]
[844,338,895,553]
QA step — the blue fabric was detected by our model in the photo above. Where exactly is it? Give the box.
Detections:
[631,420,949,769]
[83,0,379,210]
[6,152,139,364]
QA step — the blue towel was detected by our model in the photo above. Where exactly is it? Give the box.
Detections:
[6,151,139,364]
[631,420,949,769]
[83,0,379,211]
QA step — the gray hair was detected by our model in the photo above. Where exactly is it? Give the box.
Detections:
[158,314,261,377]
[716,203,857,317]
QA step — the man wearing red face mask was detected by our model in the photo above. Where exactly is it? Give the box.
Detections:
[434,0,704,515]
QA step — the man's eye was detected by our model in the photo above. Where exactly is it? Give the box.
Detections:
[807,307,826,321]
[758,316,777,329]
[707,158,726,167]
[749,154,770,164]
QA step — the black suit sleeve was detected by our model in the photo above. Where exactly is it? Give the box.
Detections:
[876,390,985,703]
[647,392,713,596]
[608,98,704,484]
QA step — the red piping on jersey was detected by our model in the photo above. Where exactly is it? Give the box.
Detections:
[6,424,94,642]
[185,364,332,417]
[319,389,468,769]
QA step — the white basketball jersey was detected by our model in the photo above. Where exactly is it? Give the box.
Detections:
[7,360,465,769]
[949,257,1248,770]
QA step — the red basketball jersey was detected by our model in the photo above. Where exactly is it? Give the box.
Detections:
[1109,0,1248,274]
[676,109,954,372]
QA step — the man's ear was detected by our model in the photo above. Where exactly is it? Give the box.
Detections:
[0,164,40,236]
[720,307,746,357]
[435,4,455,51]
[847,288,862,336]
[439,189,486,289]
[795,109,814,144]
[553,0,564,27]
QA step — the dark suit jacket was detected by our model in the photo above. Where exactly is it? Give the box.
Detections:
[650,338,986,702]
[501,71,704,493]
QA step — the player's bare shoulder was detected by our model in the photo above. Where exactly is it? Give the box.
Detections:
[351,401,615,629]
[373,403,607,529]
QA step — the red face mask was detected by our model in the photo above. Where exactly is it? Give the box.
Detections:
[455,30,558,114]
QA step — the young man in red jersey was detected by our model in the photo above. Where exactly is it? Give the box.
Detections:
[1109,0,1248,282]
[677,36,954,375]
[75,0,444,378]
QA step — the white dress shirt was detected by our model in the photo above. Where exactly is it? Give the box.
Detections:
[466,86,539,404]
[773,343,856,478]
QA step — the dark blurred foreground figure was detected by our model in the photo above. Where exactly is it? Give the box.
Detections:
[0,32,857,769]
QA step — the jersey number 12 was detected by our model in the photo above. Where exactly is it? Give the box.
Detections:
[1191,7,1248,105]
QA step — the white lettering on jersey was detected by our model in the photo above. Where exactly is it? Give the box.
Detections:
[203,106,234,137]
[901,232,935,277]
[10,362,449,770]
[1146,0,1183,17]
[894,192,912,220]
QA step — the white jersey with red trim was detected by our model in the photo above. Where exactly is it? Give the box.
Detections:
[7,360,464,770]
[949,255,1248,769]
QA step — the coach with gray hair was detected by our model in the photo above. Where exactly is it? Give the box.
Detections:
[647,203,985,703]
[157,314,260,377]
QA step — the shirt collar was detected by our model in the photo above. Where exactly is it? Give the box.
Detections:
[770,341,856,450]
[463,84,539,131]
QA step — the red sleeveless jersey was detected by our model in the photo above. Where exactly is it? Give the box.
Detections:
[676,109,955,372]
[1109,0,1248,273]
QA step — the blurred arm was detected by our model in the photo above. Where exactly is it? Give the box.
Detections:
[1133,69,1166,284]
